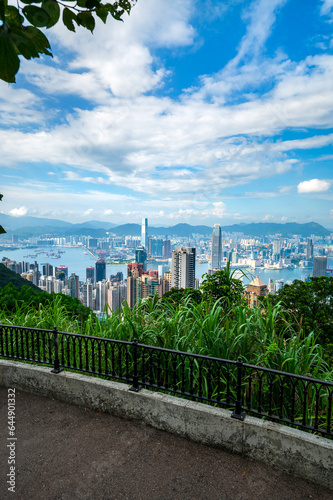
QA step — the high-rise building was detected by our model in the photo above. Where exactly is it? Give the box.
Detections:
[135,246,147,267]
[162,239,171,259]
[86,266,95,283]
[55,265,68,282]
[95,280,107,313]
[83,281,93,309]
[95,258,106,282]
[313,257,327,277]
[42,263,53,277]
[171,247,196,289]
[68,272,79,298]
[106,283,127,313]
[211,225,222,269]
[88,238,98,249]
[141,218,148,249]
[306,239,314,260]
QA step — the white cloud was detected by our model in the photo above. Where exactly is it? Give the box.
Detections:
[9,207,28,217]
[321,0,333,16]
[297,179,331,193]
[83,208,94,217]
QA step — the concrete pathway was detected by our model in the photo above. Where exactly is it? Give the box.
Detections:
[0,387,332,500]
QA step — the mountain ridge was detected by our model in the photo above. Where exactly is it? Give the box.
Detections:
[0,214,330,238]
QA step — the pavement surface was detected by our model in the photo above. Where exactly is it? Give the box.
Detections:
[0,386,332,500]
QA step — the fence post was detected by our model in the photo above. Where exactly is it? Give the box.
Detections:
[129,338,141,392]
[51,327,63,374]
[231,357,246,420]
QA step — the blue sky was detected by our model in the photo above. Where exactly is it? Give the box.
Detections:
[1,0,333,228]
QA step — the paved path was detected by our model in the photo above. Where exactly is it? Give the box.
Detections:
[0,387,332,500]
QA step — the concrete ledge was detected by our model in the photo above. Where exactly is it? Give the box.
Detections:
[1,359,332,490]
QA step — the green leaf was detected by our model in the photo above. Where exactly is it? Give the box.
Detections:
[22,5,50,28]
[10,27,40,59]
[9,25,52,59]
[95,6,108,23]
[105,3,124,21]
[62,7,76,32]
[41,0,60,29]
[0,0,6,22]
[76,11,95,32]
[85,0,101,8]
[20,0,43,4]
[5,6,25,26]
[24,26,52,56]
[0,31,20,82]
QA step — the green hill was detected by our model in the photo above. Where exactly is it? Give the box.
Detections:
[0,263,41,292]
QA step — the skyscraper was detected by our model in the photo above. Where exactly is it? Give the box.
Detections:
[141,218,148,249]
[313,257,327,277]
[86,266,95,283]
[68,272,79,298]
[211,224,222,269]
[171,247,196,289]
[306,239,314,260]
[83,281,93,309]
[135,246,147,267]
[95,258,106,282]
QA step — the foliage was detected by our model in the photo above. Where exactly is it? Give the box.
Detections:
[0,194,5,235]
[0,281,95,326]
[0,262,40,290]
[200,260,246,310]
[261,277,333,361]
[0,0,136,83]
[160,287,202,307]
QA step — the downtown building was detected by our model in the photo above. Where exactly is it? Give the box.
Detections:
[313,256,327,277]
[141,218,148,249]
[171,247,196,289]
[126,262,166,309]
[210,224,222,270]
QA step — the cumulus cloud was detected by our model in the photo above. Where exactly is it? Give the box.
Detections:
[9,207,28,217]
[83,208,94,217]
[297,179,331,193]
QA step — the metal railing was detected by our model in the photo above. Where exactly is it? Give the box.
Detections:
[0,323,332,438]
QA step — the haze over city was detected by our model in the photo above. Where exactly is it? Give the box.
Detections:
[1,0,333,227]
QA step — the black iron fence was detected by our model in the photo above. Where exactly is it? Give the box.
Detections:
[0,323,332,438]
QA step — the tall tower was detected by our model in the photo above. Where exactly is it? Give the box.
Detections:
[135,246,147,268]
[306,239,314,260]
[211,224,222,269]
[95,258,106,282]
[141,218,148,249]
[83,281,93,309]
[313,257,327,277]
[68,272,79,298]
[171,247,196,289]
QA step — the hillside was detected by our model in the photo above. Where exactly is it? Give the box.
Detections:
[0,263,41,292]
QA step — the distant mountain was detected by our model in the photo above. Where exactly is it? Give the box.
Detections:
[0,214,116,237]
[109,222,330,238]
[0,214,73,231]
[221,222,330,238]
[0,213,330,238]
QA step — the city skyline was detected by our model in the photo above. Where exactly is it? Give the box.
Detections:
[1,1,333,227]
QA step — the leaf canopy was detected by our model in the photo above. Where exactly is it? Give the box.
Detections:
[0,0,136,82]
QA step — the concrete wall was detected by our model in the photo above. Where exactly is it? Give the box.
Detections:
[1,359,332,490]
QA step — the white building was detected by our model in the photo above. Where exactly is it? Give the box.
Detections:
[171,247,196,289]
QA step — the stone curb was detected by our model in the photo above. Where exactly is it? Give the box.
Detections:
[1,359,332,490]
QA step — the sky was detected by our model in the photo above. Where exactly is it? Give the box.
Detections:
[1,0,333,228]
